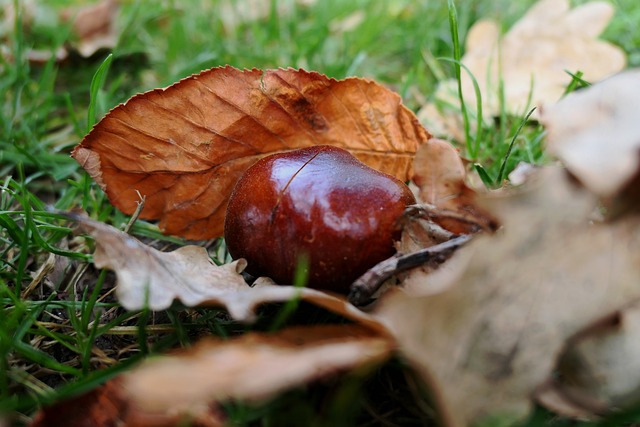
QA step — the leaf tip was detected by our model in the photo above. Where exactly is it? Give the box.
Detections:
[71,147,106,191]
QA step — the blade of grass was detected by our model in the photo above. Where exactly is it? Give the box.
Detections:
[562,70,590,96]
[13,165,32,296]
[269,254,310,332]
[87,54,113,133]
[497,106,537,183]
[473,163,495,187]
[447,0,473,157]
[13,341,81,377]
[439,58,484,158]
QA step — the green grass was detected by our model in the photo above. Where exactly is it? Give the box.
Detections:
[1,0,639,425]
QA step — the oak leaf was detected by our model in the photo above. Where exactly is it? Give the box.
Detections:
[376,168,640,426]
[69,212,389,331]
[73,66,429,239]
[420,0,626,138]
[31,324,392,427]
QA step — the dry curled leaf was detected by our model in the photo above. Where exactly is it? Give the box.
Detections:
[410,138,495,235]
[73,66,429,240]
[69,212,388,331]
[376,168,640,426]
[31,324,392,427]
[67,211,248,312]
[420,0,626,138]
[384,139,495,299]
[541,69,640,201]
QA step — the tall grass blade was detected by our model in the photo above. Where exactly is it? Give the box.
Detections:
[497,107,536,183]
[447,0,473,158]
[87,54,113,133]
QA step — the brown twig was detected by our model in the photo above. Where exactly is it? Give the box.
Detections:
[348,234,473,306]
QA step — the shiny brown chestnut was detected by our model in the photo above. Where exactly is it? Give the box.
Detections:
[224,145,416,293]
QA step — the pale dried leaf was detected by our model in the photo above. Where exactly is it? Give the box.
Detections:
[416,101,466,141]
[376,168,640,426]
[69,212,248,312]
[543,302,640,414]
[422,0,626,138]
[73,66,429,239]
[69,213,388,329]
[507,162,538,186]
[541,69,640,199]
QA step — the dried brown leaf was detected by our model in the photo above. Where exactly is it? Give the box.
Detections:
[31,324,392,426]
[413,138,467,208]
[30,379,136,427]
[123,324,392,416]
[73,66,429,239]
[409,138,496,236]
[68,212,248,312]
[376,168,640,426]
[70,212,388,330]
[541,69,640,200]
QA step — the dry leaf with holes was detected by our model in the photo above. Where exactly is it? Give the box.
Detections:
[73,66,429,239]
[420,0,626,138]
[376,168,640,426]
[31,324,392,427]
[541,69,640,201]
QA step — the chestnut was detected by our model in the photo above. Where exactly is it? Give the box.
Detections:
[224,145,415,293]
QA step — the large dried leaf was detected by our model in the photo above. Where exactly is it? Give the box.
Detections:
[73,66,429,239]
[420,0,626,138]
[70,213,388,331]
[541,69,640,200]
[376,168,640,426]
[31,324,393,427]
